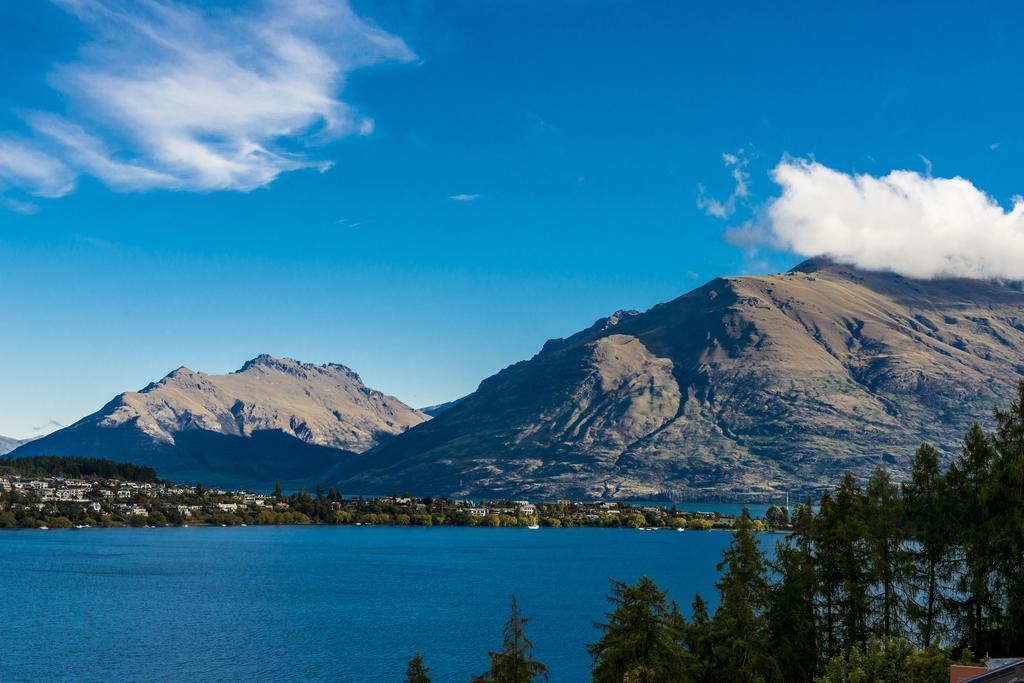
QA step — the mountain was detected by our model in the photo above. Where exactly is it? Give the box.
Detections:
[420,397,466,417]
[333,259,1024,500]
[11,355,428,489]
[0,435,24,456]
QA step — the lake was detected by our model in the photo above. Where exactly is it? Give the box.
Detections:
[0,526,782,682]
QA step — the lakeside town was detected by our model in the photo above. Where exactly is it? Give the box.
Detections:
[0,456,789,531]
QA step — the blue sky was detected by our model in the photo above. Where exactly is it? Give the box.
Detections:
[1,0,1023,438]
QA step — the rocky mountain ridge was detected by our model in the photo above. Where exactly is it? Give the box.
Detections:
[10,355,428,489]
[332,258,1024,500]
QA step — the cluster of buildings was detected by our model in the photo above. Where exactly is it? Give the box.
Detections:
[0,474,276,519]
[1,471,748,530]
[0,476,195,502]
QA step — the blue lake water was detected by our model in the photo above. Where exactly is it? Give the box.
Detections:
[0,526,782,682]
[622,501,777,516]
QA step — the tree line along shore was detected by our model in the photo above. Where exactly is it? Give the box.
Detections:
[0,457,788,530]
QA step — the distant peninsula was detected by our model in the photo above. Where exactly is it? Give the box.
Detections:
[0,456,786,531]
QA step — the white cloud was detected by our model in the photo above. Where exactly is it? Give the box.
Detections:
[0,0,413,206]
[697,150,751,219]
[0,138,76,198]
[765,159,1024,280]
[450,193,480,202]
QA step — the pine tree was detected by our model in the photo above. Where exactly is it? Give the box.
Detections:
[864,465,905,640]
[273,480,282,498]
[832,473,871,651]
[405,653,431,683]
[768,504,818,682]
[946,422,1001,655]
[711,509,780,682]
[902,443,951,648]
[685,593,715,683]
[814,490,843,660]
[474,595,548,683]
[991,380,1024,651]
[589,576,691,683]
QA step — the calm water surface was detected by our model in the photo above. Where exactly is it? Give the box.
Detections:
[1,526,780,682]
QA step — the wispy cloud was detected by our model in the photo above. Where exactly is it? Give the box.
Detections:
[0,0,414,208]
[450,193,480,202]
[696,149,751,219]
[32,419,64,434]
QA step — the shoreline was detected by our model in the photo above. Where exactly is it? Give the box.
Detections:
[0,522,792,533]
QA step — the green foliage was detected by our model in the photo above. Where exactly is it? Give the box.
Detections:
[765,505,789,529]
[815,637,950,683]
[405,653,431,683]
[769,537,818,682]
[945,422,1002,654]
[902,444,951,648]
[146,510,168,527]
[588,577,692,683]
[0,455,158,482]
[684,593,715,683]
[863,466,903,640]
[711,510,780,682]
[625,513,646,528]
[990,380,1024,649]
[473,595,548,683]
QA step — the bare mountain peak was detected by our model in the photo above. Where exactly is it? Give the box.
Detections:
[14,355,428,488]
[236,354,361,382]
[338,263,1024,500]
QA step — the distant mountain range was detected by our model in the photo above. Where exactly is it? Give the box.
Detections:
[10,259,1024,499]
[419,398,465,417]
[10,355,427,489]
[331,258,1024,500]
[0,435,26,456]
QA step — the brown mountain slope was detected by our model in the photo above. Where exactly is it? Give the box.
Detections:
[334,259,1024,500]
[12,355,428,489]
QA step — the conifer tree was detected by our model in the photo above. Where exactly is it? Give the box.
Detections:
[946,422,1001,654]
[405,653,431,683]
[768,504,818,682]
[685,593,715,683]
[474,595,548,683]
[589,577,691,683]
[902,444,951,648]
[864,465,904,640]
[711,509,780,682]
[810,474,871,654]
[814,490,843,660]
[991,380,1024,651]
